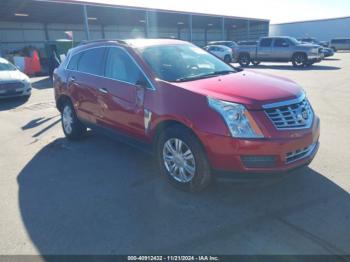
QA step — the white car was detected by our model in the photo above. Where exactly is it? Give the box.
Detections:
[204,45,233,63]
[0,58,31,99]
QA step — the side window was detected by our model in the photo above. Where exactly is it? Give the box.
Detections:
[274,38,289,47]
[77,47,105,76]
[260,38,272,47]
[105,47,142,85]
[67,53,80,70]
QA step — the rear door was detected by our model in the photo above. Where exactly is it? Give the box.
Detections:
[66,47,106,123]
[97,46,148,139]
[257,38,273,61]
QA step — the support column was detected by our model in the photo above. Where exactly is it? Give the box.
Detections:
[44,23,49,41]
[246,20,250,40]
[204,27,208,45]
[101,24,105,39]
[221,17,225,41]
[83,5,90,40]
[177,26,181,39]
[188,15,193,42]
[145,11,149,38]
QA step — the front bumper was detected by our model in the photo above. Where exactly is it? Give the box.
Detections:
[198,116,320,174]
[307,54,323,63]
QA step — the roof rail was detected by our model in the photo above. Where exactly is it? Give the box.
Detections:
[78,39,127,46]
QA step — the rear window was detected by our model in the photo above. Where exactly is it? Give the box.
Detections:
[77,47,106,76]
[260,38,272,47]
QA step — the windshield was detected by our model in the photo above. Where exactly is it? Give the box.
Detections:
[0,62,17,71]
[137,44,236,82]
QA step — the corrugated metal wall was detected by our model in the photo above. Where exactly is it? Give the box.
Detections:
[270,17,350,41]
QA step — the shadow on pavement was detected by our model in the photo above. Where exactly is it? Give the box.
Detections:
[248,65,341,71]
[17,135,350,256]
[0,96,29,111]
[31,77,52,90]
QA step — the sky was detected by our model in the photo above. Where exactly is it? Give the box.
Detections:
[79,0,350,23]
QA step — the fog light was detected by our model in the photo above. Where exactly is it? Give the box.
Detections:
[241,155,277,168]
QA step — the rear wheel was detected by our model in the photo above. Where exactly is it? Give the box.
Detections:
[251,60,261,66]
[61,101,86,140]
[156,125,211,192]
[238,53,251,67]
[292,53,307,68]
[224,55,232,63]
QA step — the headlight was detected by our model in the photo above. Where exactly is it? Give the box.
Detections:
[208,97,264,138]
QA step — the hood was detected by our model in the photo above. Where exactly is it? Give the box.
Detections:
[0,70,29,83]
[173,70,303,110]
[297,43,320,48]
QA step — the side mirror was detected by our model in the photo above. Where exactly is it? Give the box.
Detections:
[135,77,148,88]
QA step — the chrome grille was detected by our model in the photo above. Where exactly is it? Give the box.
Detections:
[286,143,317,164]
[264,98,313,130]
[0,82,24,90]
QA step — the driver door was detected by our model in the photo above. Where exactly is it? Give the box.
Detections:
[97,47,147,140]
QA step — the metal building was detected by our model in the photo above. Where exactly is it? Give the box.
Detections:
[0,0,269,56]
[270,16,350,41]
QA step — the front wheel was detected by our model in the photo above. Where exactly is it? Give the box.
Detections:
[251,60,261,66]
[156,125,211,192]
[238,53,251,67]
[61,101,86,140]
[292,53,307,68]
[224,55,232,63]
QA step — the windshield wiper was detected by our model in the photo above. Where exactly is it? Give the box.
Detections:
[175,70,235,82]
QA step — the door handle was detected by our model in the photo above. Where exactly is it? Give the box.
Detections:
[98,88,108,94]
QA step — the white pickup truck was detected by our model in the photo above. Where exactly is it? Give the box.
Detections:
[237,37,323,68]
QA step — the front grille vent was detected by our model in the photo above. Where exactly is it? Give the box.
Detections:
[286,143,317,163]
[265,99,313,130]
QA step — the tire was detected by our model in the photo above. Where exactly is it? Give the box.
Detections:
[252,60,261,66]
[292,53,307,68]
[61,100,86,140]
[238,53,251,67]
[156,125,211,192]
[224,55,231,63]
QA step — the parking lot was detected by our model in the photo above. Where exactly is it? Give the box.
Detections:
[1,53,350,255]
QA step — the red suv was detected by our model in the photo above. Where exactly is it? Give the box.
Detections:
[54,39,320,192]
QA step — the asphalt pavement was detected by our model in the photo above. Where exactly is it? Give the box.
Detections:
[0,53,350,256]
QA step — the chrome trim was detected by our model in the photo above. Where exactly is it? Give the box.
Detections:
[144,109,152,133]
[264,98,314,130]
[65,45,156,91]
[286,142,318,164]
[262,93,305,109]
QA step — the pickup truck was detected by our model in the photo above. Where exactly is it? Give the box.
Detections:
[237,37,323,68]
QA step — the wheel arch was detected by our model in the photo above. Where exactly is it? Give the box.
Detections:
[56,95,73,112]
[151,119,207,155]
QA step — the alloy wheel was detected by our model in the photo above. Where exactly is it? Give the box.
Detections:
[163,138,196,183]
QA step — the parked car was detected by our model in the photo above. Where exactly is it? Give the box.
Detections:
[54,39,320,192]
[237,36,323,67]
[207,41,238,61]
[330,38,350,51]
[298,38,334,58]
[298,37,329,47]
[203,45,232,63]
[0,58,31,99]
[320,47,334,58]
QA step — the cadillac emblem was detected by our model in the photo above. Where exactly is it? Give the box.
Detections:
[297,107,309,123]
